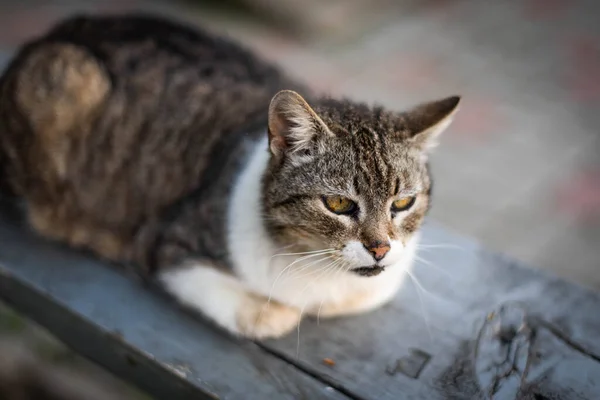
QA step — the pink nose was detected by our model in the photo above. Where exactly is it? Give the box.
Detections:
[364,241,390,261]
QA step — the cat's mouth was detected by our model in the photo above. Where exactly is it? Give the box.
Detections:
[351,265,385,277]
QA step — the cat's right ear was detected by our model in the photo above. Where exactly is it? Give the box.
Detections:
[268,90,331,160]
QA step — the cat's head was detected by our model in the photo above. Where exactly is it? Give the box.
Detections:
[262,90,459,276]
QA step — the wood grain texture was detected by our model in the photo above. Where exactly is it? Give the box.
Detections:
[0,201,348,400]
[261,223,600,399]
[2,197,599,399]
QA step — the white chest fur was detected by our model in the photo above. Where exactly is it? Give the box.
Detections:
[161,135,417,338]
[227,137,415,314]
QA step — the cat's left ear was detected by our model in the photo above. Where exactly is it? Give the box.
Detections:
[268,90,332,160]
[403,95,461,153]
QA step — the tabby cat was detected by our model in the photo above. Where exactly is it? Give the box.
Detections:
[0,14,459,339]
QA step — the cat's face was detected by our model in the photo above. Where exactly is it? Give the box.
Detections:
[263,91,459,276]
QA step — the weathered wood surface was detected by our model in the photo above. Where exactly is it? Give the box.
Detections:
[1,49,600,398]
[2,200,600,400]
[0,200,348,400]
[263,226,600,399]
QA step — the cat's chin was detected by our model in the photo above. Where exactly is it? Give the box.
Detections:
[350,266,385,277]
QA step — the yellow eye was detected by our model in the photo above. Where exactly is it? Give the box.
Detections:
[323,196,357,215]
[391,196,416,212]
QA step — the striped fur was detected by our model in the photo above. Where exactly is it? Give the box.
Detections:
[0,14,459,338]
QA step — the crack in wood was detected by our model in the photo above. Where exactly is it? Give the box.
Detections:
[255,343,367,400]
[475,303,535,398]
[474,302,600,399]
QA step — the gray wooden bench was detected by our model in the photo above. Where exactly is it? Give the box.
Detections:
[1,57,600,399]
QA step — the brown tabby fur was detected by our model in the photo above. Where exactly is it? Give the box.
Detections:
[0,13,458,279]
[263,97,452,257]
[0,14,301,273]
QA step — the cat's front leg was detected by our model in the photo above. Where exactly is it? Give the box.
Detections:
[160,263,300,339]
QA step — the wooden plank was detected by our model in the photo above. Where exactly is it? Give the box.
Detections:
[261,223,600,399]
[2,49,600,399]
[3,203,600,400]
[0,200,349,400]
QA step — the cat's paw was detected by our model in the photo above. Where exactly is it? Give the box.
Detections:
[236,297,300,339]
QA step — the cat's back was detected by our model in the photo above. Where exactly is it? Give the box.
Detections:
[23,14,296,127]
[0,13,294,207]
[0,14,299,261]
[43,14,287,89]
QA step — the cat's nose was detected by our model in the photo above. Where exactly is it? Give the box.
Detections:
[363,240,390,261]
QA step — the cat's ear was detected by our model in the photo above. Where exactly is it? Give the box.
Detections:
[268,90,331,159]
[404,95,461,152]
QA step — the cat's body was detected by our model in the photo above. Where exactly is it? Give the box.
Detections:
[0,14,459,338]
[0,15,299,269]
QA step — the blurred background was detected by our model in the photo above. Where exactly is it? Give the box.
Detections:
[0,0,598,398]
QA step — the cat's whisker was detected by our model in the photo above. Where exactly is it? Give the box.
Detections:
[272,244,295,252]
[294,258,344,356]
[296,304,307,358]
[265,251,338,317]
[343,262,353,274]
[316,298,326,326]
[266,253,334,307]
[267,255,342,337]
[404,268,433,342]
[316,260,347,325]
[281,252,338,278]
[414,254,454,279]
[282,257,334,282]
[271,251,334,276]
[279,256,339,288]
[416,243,465,251]
[271,248,336,258]
[294,259,343,301]
[316,260,351,323]
[258,254,335,335]
[285,257,341,283]
[405,269,442,299]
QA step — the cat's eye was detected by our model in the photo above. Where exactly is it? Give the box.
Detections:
[322,196,357,215]
[391,196,416,212]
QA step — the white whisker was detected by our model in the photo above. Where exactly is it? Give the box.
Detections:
[416,243,464,251]
[295,258,344,357]
[282,255,338,279]
[316,298,326,325]
[316,260,347,325]
[266,252,335,306]
[273,244,294,252]
[271,248,336,258]
[258,253,336,336]
[286,257,340,283]
[405,268,433,342]
[414,254,453,279]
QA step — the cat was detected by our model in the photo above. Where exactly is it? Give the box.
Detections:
[0,14,460,339]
